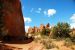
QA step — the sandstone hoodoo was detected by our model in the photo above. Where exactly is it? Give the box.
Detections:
[0,0,33,43]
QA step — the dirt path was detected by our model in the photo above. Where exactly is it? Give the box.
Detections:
[4,41,44,50]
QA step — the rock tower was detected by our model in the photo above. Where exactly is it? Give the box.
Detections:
[0,0,33,43]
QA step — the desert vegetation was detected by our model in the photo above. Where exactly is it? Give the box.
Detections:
[27,22,75,50]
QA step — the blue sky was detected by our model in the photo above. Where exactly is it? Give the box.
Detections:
[20,0,75,32]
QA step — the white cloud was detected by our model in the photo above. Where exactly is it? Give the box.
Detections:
[36,11,41,13]
[35,8,42,13]
[25,26,30,33]
[70,14,75,28]
[24,17,32,23]
[30,8,42,13]
[70,14,75,22]
[47,9,56,17]
[38,8,41,11]
[43,11,47,15]
[30,8,56,17]
[70,23,75,29]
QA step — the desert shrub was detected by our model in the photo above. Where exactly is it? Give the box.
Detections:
[70,37,75,42]
[64,38,73,47]
[51,22,71,39]
[45,28,50,36]
[41,38,55,49]
[41,28,50,36]
[69,32,75,38]
[41,28,46,35]
[68,29,75,42]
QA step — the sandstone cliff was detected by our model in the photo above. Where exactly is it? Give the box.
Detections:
[0,0,25,36]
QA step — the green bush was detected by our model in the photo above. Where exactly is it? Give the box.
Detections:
[41,28,46,35]
[41,28,50,36]
[51,22,71,38]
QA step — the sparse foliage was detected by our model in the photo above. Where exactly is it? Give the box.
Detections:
[41,28,50,36]
[51,22,71,38]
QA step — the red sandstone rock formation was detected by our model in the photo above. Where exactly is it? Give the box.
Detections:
[28,24,51,34]
[39,24,45,32]
[0,0,25,36]
[0,0,33,44]
[28,27,34,34]
[28,26,39,34]
[46,23,50,29]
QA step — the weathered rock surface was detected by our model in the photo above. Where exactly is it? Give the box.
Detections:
[0,0,25,36]
[0,0,33,43]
